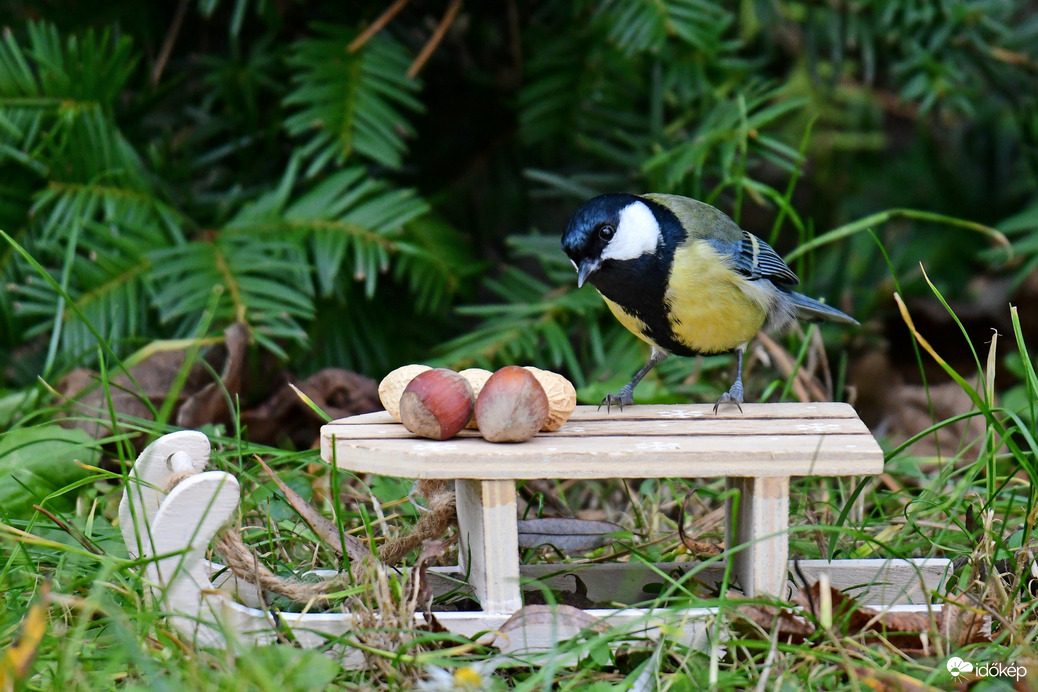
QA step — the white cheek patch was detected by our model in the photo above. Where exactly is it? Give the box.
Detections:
[601,201,661,262]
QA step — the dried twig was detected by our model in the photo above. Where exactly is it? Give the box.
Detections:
[407,0,463,79]
[349,0,411,53]
[152,0,191,87]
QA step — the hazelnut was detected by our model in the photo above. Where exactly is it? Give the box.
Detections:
[475,366,549,443]
[458,368,493,429]
[378,364,432,421]
[399,369,474,440]
[523,367,577,431]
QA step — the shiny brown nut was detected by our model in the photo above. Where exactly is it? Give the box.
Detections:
[458,368,493,429]
[399,368,475,440]
[378,364,432,421]
[523,366,577,431]
[475,366,549,443]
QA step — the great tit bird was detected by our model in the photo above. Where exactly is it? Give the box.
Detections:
[561,193,858,412]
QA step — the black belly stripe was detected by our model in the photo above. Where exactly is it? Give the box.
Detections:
[591,255,702,358]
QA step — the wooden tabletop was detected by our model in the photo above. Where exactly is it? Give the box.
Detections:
[320,403,884,480]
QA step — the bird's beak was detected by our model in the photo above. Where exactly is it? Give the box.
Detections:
[576,259,600,288]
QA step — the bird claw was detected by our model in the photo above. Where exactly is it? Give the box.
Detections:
[712,389,744,414]
[598,391,633,413]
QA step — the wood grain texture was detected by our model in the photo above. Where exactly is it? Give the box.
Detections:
[456,479,522,613]
[119,430,212,558]
[321,404,882,479]
[726,476,791,597]
[124,429,939,670]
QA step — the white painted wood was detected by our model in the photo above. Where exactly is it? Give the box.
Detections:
[146,472,242,647]
[726,476,791,597]
[321,404,883,480]
[121,410,931,669]
[331,416,872,439]
[322,403,886,607]
[334,403,864,426]
[239,556,948,611]
[456,479,522,613]
[788,558,954,605]
[320,434,882,479]
[118,430,212,559]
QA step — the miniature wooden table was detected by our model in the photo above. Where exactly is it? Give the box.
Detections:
[321,402,885,613]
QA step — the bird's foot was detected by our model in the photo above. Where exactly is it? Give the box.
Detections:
[712,381,744,414]
[599,387,634,413]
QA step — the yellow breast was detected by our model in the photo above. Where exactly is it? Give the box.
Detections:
[601,295,661,349]
[665,240,770,352]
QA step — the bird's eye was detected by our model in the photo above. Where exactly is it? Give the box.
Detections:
[598,224,615,240]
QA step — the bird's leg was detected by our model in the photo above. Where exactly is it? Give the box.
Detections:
[601,348,668,412]
[713,346,745,414]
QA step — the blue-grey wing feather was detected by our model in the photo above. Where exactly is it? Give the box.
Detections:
[708,232,799,287]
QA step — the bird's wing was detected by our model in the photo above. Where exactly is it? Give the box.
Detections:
[723,231,800,287]
[643,193,800,286]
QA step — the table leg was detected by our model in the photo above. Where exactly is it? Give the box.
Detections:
[725,476,790,597]
[456,479,522,613]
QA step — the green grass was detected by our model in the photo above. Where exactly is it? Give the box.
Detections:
[2,295,1037,691]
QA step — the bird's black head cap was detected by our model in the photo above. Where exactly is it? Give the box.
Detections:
[561,193,640,276]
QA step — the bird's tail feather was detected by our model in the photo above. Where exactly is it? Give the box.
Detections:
[789,292,859,326]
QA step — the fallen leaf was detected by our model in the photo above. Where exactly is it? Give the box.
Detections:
[0,584,49,691]
[756,332,829,402]
[937,592,991,648]
[736,577,992,659]
[57,324,246,450]
[516,517,625,552]
[731,601,814,644]
[0,427,99,517]
[678,496,724,557]
[847,664,943,692]
[407,539,447,611]
[794,581,935,651]
[850,350,990,460]
[55,323,380,451]
[176,322,248,428]
[499,604,611,636]
[240,368,379,447]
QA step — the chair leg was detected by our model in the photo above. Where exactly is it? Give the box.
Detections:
[456,479,522,613]
[725,476,790,597]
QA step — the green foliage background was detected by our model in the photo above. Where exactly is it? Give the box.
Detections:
[2,4,1038,689]
[1,0,1036,403]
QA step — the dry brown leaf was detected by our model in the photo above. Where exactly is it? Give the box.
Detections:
[850,350,989,460]
[240,368,379,447]
[847,664,944,692]
[755,331,829,402]
[938,592,992,648]
[57,324,248,450]
[732,577,994,661]
[794,581,934,651]
[499,604,611,636]
[176,322,248,428]
[406,540,447,612]
[731,601,814,643]
[678,496,724,557]
[0,584,49,690]
[58,320,380,452]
